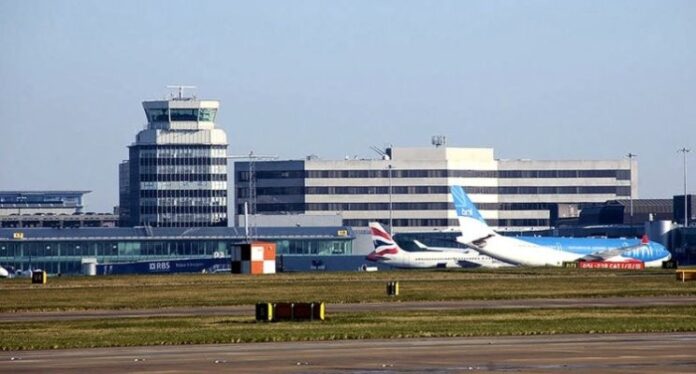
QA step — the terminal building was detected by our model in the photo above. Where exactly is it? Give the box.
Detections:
[0,191,117,228]
[234,144,635,232]
[0,226,356,275]
[0,191,88,215]
[119,89,228,228]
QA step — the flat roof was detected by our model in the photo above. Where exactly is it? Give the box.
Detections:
[0,191,90,196]
[0,226,355,241]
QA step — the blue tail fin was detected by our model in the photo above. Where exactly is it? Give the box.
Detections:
[451,186,486,224]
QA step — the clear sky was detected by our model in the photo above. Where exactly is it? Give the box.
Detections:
[1,0,694,212]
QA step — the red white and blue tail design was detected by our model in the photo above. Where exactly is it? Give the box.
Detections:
[366,222,402,262]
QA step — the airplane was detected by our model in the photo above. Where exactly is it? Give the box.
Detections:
[366,222,512,269]
[0,265,8,278]
[451,185,672,267]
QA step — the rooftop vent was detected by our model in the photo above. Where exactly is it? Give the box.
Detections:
[432,135,446,148]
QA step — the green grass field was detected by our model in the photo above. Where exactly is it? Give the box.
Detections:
[3,306,696,350]
[2,268,696,350]
[2,268,695,312]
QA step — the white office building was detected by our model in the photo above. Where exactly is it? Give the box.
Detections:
[234,146,635,232]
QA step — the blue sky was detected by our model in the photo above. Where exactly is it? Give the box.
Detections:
[1,0,695,212]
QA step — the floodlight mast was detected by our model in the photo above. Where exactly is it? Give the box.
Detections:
[678,147,691,227]
[626,152,637,224]
[228,152,278,241]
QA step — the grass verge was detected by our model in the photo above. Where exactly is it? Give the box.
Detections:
[3,305,696,350]
[2,268,695,312]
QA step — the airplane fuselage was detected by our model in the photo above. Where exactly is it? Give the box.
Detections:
[459,234,671,267]
[372,250,478,269]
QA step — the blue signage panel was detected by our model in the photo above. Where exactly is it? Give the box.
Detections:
[97,258,229,275]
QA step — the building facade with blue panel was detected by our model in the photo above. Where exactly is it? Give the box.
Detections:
[0,226,355,275]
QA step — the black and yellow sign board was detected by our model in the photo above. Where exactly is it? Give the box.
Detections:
[32,271,47,285]
[255,302,325,322]
[13,232,24,240]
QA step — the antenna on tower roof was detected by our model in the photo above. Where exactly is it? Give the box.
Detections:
[166,85,197,100]
[432,135,446,148]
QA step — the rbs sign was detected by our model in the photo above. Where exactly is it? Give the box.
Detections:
[149,262,171,272]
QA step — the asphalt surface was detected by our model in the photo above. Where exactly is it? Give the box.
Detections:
[2,295,696,322]
[3,333,696,373]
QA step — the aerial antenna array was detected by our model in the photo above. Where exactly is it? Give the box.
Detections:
[432,135,446,148]
[166,85,197,100]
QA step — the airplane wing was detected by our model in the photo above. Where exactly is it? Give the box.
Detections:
[412,240,430,250]
[456,259,482,268]
[456,217,495,245]
[578,240,648,262]
[413,240,476,254]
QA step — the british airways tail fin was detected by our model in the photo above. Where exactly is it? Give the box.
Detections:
[366,222,403,261]
[451,186,495,244]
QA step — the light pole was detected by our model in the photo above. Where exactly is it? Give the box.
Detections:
[678,148,690,227]
[626,153,637,224]
[388,164,393,236]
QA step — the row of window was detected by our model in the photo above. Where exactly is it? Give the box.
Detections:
[139,165,227,174]
[275,239,351,255]
[237,185,630,196]
[139,157,227,166]
[0,194,82,204]
[140,181,227,190]
[237,170,303,181]
[138,146,227,158]
[239,204,304,213]
[146,108,218,123]
[306,202,450,211]
[495,186,630,195]
[138,218,228,228]
[344,218,550,228]
[139,174,227,182]
[140,190,227,198]
[140,197,226,207]
[241,202,578,213]
[344,218,456,227]
[140,206,227,214]
[237,186,449,197]
[0,240,227,258]
[306,202,561,211]
[238,169,631,180]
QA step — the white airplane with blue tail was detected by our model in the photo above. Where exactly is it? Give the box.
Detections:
[451,186,672,267]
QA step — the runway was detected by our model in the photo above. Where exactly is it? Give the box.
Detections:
[2,295,696,322]
[3,333,695,373]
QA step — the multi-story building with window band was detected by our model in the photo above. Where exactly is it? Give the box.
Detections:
[119,90,228,227]
[235,146,636,232]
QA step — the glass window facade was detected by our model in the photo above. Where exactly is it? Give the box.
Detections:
[127,145,228,227]
[242,169,632,180]
[0,236,353,274]
[145,108,218,123]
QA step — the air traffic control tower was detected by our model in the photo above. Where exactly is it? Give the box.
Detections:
[119,87,228,227]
